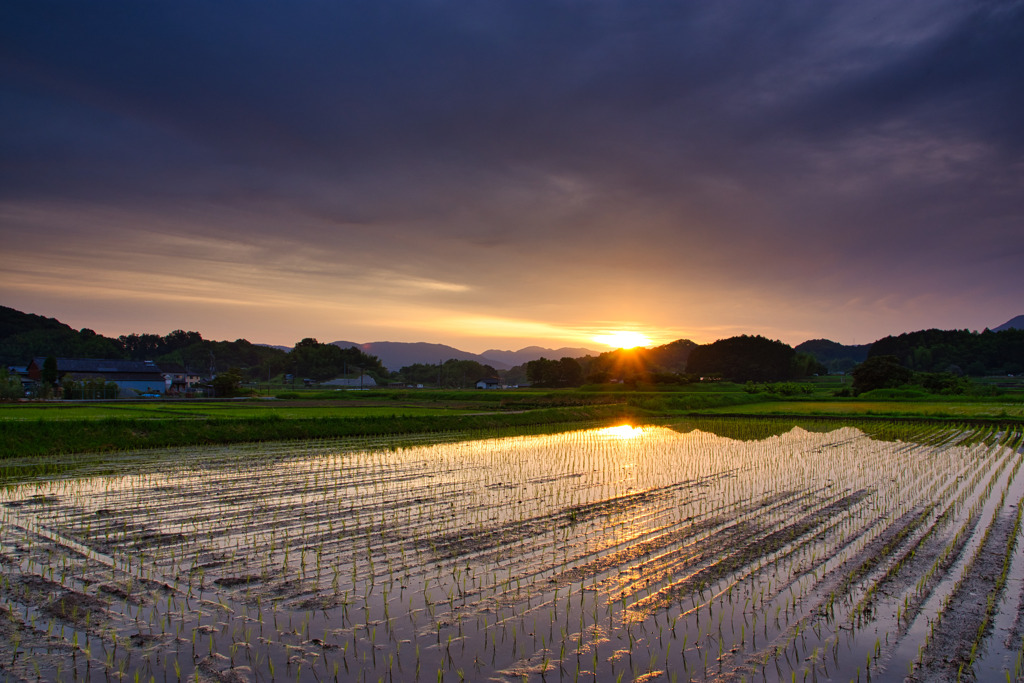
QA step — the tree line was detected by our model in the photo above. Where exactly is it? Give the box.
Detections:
[842,328,1024,396]
[868,328,1024,376]
[5,305,1020,390]
[0,306,386,384]
[398,359,502,388]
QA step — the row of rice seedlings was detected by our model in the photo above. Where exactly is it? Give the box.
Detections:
[963,492,1024,678]
[337,423,864,675]
[468,423,974,679]
[309,423,999,679]
[972,463,1024,680]
[872,432,1024,679]
[0,430,872,663]
[286,428,966,671]
[195,428,1003,671]
[901,467,1024,678]
[3,420,1017,681]
[6,428,630,679]
[0,454,368,679]
[0,518,183,681]
[675,423,1011,679]
[758,431,1021,681]
[707,450,964,677]
[58,423,847,585]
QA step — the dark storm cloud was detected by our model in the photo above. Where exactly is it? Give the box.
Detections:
[5,2,1021,186]
[3,0,1023,339]
[780,5,1024,149]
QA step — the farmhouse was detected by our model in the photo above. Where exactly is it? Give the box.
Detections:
[28,357,167,397]
[320,374,378,388]
[5,365,32,394]
[475,378,502,389]
[159,362,203,395]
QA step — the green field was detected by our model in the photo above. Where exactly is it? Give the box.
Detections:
[0,400,482,420]
[705,399,1024,419]
[2,384,1023,461]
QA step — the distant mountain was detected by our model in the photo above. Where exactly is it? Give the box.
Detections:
[994,315,1024,332]
[327,341,605,371]
[481,346,602,367]
[257,344,292,352]
[331,341,510,371]
[795,339,871,374]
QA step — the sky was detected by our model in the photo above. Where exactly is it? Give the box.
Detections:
[2,1,1023,353]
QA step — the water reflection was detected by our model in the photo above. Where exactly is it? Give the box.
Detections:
[596,423,642,439]
[0,419,1016,682]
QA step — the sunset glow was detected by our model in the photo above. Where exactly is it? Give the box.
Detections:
[592,331,652,349]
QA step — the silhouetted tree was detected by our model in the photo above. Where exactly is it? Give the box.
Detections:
[289,338,385,381]
[41,355,58,386]
[685,335,796,382]
[0,368,22,399]
[850,356,913,394]
[868,328,1024,376]
[527,357,584,387]
[792,352,827,378]
[212,367,245,397]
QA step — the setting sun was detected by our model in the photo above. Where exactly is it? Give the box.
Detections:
[592,330,652,349]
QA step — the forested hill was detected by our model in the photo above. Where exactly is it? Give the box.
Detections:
[331,340,512,371]
[482,346,600,368]
[0,306,385,382]
[0,306,124,363]
[868,328,1024,376]
[794,339,870,374]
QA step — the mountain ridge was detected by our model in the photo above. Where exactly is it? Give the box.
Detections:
[328,341,603,371]
[994,315,1024,332]
[330,340,509,371]
[481,346,601,368]
[794,339,871,374]
[4,304,1022,374]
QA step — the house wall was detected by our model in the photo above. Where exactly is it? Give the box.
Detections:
[113,380,165,397]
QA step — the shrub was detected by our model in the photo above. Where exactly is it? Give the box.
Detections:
[851,356,913,394]
[857,388,930,400]
[745,381,813,396]
[0,369,22,400]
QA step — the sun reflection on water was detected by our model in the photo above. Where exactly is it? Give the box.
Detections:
[599,423,641,439]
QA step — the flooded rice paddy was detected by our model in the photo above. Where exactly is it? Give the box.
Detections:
[1,419,1023,682]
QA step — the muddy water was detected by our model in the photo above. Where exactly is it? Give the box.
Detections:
[0,421,1020,682]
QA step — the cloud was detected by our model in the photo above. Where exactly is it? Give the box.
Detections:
[2,1,1023,348]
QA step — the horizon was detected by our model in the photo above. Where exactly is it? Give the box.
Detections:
[8,302,1019,358]
[3,3,1022,351]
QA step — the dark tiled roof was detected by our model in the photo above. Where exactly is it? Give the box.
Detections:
[32,358,165,376]
[64,372,165,382]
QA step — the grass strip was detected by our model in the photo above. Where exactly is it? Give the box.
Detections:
[0,404,648,460]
